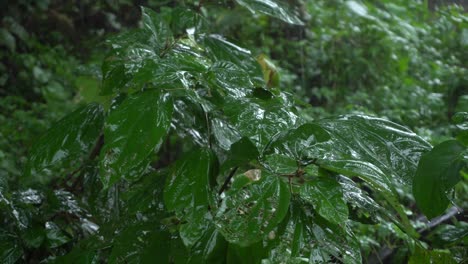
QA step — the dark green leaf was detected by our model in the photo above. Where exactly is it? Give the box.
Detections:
[215,171,290,246]
[109,223,172,264]
[100,90,173,187]
[186,224,228,264]
[45,221,70,248]
[221,137,259,172]
[299,177,349,224]
[413,140,466,218]
[26,103,104,183]
[0,231,22,264]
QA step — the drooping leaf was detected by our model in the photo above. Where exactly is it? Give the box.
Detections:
[26,103,104,183]
[234,0,304,25]
[164,148,217,247]
[338,176,383,221]
[265,199,361,263]
[100,90,173,187]
[413,140,466,218]
[186,224,228,264]
[311,213,362,264]
[215,171,290,246]
[299,177,349,225]
[256,54,280,88]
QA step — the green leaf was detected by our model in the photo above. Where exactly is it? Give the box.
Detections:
[0,28,16,52]
[315,115,431,191]
[201,35,264,86]
[0,231,22,264]
[408,246,457,264]
[221,137,259,172]
[45,221,70,248]
[215,171,290,246]
[26,103,104,183]
[224,98,299,149]
[227,241,268,264]
[164,148,217,247]
[141,7,174,54]
[338,176,383,220]
[264,123,331,162]
[265,199,361,263]
[186,224,228,264]
[299,177,348,225]
[206,61,254,98]
[234,0,304,25]
[413,140,466,218]
[100,90,173,187]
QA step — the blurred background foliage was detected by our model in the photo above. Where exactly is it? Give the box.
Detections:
[0,0,466,262]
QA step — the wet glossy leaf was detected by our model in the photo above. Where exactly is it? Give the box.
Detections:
[315,115,431,192]
[300,177,348,224]
[413,140,466,218]
[141,7,174,54]
[224,98,299,149]
[262,154,297,175]
[265,123,330,162]
[311,214,362,264]
[234,0,304,25]
[164,148,217,246]
[338,176,383,220]
[100,90,173,187]
[266,199,361,263]
[167,8,208,36]
[215,172,290,246]
[26,103,104,183]
[201,35,264,86]
[45,221,70,248]
[428,223,468,247]
[206,61,254,98]
[211,118,242,151]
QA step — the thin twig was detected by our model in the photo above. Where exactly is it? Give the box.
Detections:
[367,206,464,264]
[218,167,238,194]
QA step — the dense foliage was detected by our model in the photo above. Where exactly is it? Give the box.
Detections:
[1,0,467,263]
